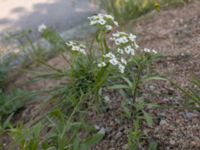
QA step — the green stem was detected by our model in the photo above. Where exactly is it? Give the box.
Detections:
[95,64,110,90]
[60,93,86,139]
[61,54,71,66]
[132,64,143,112]
[132,69,141,102]
[38,60,63,73]
[103,35,109,53]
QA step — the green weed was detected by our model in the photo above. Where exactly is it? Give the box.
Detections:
[1,13,164,149]
[173,75,200,111]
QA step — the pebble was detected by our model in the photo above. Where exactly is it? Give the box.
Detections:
[98,127,106,135]
[184,112,198,119]
[94,125,100,130]
[169,139,176,145]
[114,131,122,140]
[149,85,155,90]
[160,119,167,125]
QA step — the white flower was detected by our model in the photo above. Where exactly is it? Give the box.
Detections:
[144,48,151,53]
[118,64,125,73]
[105,25,112,31]
[130,49,135,55]
[38,24,47,32]
[143,48,157,54]
[79,48,86,55]
[109,58,119,66]
[88,14,118,29]
[152,49,157,54]
[129,34,137,42]
[134,42,139,49]
[104,52,115,59]
[105,14,114,20]
[117,48,124,54]
[112,32,120,37]
[90,20,97,25]
[80,44,86,49]
[71,46,79,51]
[66,41,75,46]
[66,41,86,55]
[98,62,106,68]
[114,21,119,26]
[120,37,129,44]
[124,46,134,55]
[121,58,127,65]
[98,19,106,25]
[115,39,121,45]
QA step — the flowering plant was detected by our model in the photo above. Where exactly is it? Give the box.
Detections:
[38,13,159,113]
[2,14,161,150]
[65,14,157,83]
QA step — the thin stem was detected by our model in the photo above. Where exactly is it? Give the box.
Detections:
[38,60,63,73]
[60,93,86,139]
[61,53,71,66]
[132,67,142,102]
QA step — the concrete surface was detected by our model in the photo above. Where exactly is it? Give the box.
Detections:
[0,0,100,75]
[0,0,97,35]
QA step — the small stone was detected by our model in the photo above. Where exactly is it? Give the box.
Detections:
[94,125,100,130]
[104,96,110,103]
[115,131,122,140]
[149,85,155,90]
[185,112,198,119]
[169,139,176,145]
[160,120,167,125]
[98,127,106,135]
[114,118,121,124]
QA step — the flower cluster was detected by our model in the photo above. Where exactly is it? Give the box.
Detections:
[111,31,139,55]
[97,31,139,74]
[66,14,158,74]
[98,52,127,73]
[97,62,106,68]
[88,14,118,31]
[143,48,157,54]
[66,41,86,55]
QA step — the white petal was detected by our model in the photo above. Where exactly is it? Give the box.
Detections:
[109,58,119,65]
[38,24,47,32]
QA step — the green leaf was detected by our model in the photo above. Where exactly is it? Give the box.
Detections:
[147,103,160,109]
[143,111,154,128]
[144,76,168,82]
[3,113,14,129]
[121,76,133,89]
[82,132,105,149]
[148,140,158,150]
[73,136,81,150]
[108,84,129,90]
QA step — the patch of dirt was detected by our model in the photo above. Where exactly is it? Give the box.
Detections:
[7,54,69,91]
[134,0,200,56]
